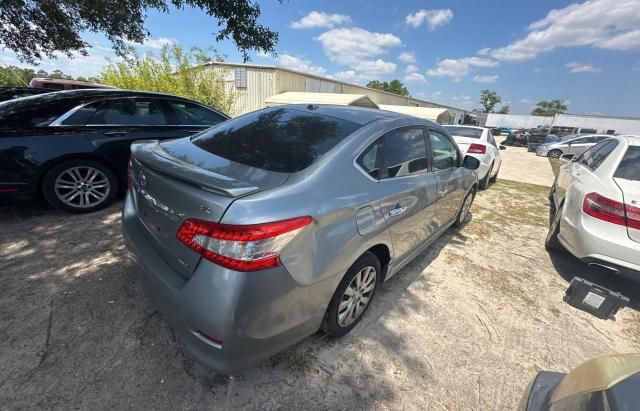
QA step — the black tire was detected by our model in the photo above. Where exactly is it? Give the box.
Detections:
[453,187,476,228]
[489,164,499,183]
[323,252,381,337]
[42,159,118,213]
[479,162,493,190]
[545,202,566,253]
[547,149,562,159]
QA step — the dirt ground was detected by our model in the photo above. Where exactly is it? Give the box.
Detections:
[2,177,640,410]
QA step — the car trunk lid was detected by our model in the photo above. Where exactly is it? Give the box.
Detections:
[450,136,480,154]
[613,178,640,243]
[129,138,289,278]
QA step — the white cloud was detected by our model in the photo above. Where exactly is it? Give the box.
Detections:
[398,51,416,64]
[316,27,402,79]
[473,74,499,83]
[405,64,419,73]
[432,91,443,98]
[452,95,474,107]
[477,48,491,56]
[405,9,453,30]
[485,0,640,62]
[452,95,472,101]
[134,37,176,49]
[277,53,327,76]
[404,72,426,83]
[461,57,499,68]
[519,98,533,104]
[333,70,357,82]
[290,11,351,29]
[425,57,498,81]
[565,62,602,73]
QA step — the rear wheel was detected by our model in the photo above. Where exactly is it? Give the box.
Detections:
[489,164,500,183]
[548,149,562,159]
[545,202,566,252]
[323,252,380,337]
[479,162,493,190]
[42,160,118,213]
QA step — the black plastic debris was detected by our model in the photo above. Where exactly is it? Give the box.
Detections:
[564,277,629,320]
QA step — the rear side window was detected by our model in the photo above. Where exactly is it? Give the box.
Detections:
[578,139,617,170]
[90,99,168,125]
[381,128,428,179]
[0,95,79,129]
[191,107,361,173]
[615,146,640,181]
[168,100,227,126]
[357,139,382,180]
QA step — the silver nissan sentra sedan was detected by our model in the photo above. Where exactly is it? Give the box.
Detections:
[122,105,480,373]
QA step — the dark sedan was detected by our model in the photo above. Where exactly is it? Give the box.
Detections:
[0,87,57,102]
[0,89,229,212]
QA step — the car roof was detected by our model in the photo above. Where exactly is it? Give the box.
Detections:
[282,104,410,125]
[443,125,484,130]
[623,135,640,145]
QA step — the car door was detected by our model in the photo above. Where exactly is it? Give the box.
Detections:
[164,99,229,135]
[83,97,186,183]
[567,136,598,156]
[378,127,439,263]
[428,129,467,227]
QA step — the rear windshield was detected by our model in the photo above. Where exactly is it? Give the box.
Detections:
[191,107,361,173]
[443,126,483,139]
[614,146,640,181]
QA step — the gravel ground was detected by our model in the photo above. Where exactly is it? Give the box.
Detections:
[2,178,640,410]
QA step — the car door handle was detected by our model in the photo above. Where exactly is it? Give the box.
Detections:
[389,206,407,216]
[103,131,128,137]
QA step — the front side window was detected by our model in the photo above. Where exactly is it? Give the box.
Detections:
[381,128,428,179]
[191,107,360,173]
[168,100,227,126]
[89,99,168,125]
[429,130,459,171]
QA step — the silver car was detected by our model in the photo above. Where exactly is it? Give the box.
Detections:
[536,134,611,158]
[123,105,480,373]
[547,135,640,276]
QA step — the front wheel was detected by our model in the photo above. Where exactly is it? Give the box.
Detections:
[42,160,118,213]
[547,149,562,159]
[453,188,476,228]
[323,252,381,337]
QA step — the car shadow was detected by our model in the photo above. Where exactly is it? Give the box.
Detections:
[548,250,640,311]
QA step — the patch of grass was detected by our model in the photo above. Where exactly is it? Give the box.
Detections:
[548,158,563,177]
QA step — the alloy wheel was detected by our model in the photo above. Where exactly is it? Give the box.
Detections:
[459,192,474,224]
[337,265,377,328]
[54,166,111,209]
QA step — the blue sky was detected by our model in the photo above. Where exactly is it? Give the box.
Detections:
[1,0,639,116]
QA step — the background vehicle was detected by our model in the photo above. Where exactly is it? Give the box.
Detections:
[444,125,504,189]
[537,134,611,158]
[546,135,640,277]
[123,105,480,373]
[518,353,640,410]
[29,77,114,90]
[0,89,229,212]
[0,87,57,102]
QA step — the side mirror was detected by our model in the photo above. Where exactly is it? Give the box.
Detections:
[463,155,481,170]
[560,153,575,162]
[499,145,506,150]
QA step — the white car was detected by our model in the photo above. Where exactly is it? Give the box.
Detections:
[443,125,504,189]
[547,135,640,277]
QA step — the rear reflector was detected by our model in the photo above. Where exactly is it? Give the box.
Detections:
[176,216,312,272]
[467,143,487,154]
[582,192,640,229]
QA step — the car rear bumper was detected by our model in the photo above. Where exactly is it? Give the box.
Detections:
[122,193,324,373]
[559,212,640,276]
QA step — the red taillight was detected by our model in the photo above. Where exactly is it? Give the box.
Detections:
[176,216,313,272]
[467,143,487,154]
[582,192,640,229]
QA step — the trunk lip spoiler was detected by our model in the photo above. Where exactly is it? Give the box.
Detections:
[131,140,262,198]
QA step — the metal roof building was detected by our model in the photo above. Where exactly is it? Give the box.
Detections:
[203,61,467,123]
[265,92,378,109]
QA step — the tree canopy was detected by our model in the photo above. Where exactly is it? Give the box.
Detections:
[0,0,278,64]
[99,45,235,115]
[479,89,502,113]
[0,66,84,87]
[531,100,568,117]
[496,105,510,114]
[366,79,410,96]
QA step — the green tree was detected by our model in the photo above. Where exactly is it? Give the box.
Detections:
[366,79,410,96]
[496,105,510,114]
[0,66,78,86]
[0,0,278,64]
[531,99,568,116]
[479,89,502,113]
[99,44,236,115]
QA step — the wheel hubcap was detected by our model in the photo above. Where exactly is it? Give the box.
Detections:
[54,166,110,208]
[337,266,377,328]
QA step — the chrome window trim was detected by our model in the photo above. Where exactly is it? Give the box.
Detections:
[49,102,92,126]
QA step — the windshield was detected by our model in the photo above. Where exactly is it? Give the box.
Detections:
[191,107,361,173]
[443,126,483,139]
